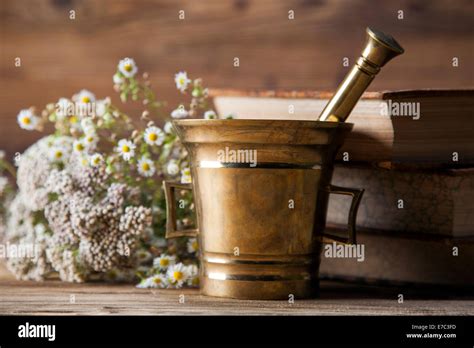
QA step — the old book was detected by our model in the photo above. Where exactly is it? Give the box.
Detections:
[328,165,474,238]
[319,227,474,287]
[211,89,474,167]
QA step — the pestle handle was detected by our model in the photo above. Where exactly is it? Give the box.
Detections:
[318,28,404,122]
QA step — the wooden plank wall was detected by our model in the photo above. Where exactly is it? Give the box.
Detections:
[0,0,472,159]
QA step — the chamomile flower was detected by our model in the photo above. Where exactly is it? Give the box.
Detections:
[164,121,174,134]
[89,153,104,167]
[181,167,192,184]
[55,98,74,118]
[73,139,87,154]
[116,139,136,161]
[137,157,156,177]
[0,177,8,195]
[136,274,168,289]
[118,58,138,78]
[167,263,189,288]
[83,132,99,149]
[73,89,96,104]
[143,126,165,146]
[174,71,191,92]
[80,117,95,135]
[166,160,180,176]
[49,147,68,162]
[186,264,200,287]
[187,238,199,254]
[153,254,176,271]
[171,105,189,119]
[204,110,217,119]
[17,109,39,131]
[113,73,124,85]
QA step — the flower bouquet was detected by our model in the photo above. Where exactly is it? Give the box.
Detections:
[0,58,223,289]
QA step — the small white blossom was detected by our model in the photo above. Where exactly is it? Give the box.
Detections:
[49,147,68,162]
[181,167,192,183]
[89,153,104,167]
[0,150,5,160]
[17,109,39,131]
[174,71,191,92]
[143,126,165,146]
[84,133,99,150]
[137,274,168,289]
[164,121,174,134]
[171,106,189,119]
[118,58,138,78]
[153,254,176,271]
[73,139,86,154]
[80,117,95,135]
[187,238,199,254]
[167,263,189,288]
[137,157,156,177]
[204,110,217,119]
[116,139,136,161]
[186,264,199,287]
[113,73,124,85]
[166,160,180,176]
[73,89,96,104]
[95,99,110,117]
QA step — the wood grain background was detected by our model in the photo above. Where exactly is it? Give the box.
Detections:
[0,0,473,158]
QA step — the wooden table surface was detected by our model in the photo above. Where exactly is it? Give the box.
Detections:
[1,268,473,315]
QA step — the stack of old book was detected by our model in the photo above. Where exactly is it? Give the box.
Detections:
[211,89,474,287]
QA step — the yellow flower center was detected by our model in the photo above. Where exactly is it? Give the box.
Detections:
[192,241,198,250]
[22,116,31,125]
[173,271,183,281]
[159,259,169,267]
[122,145,130,153]
[124,64,133,72]
[55,151,63,159]
[93,158,100,165]
[153,278,161,284]
[148,133,158,142]
[75,143,84,151]
[70,116,78,124]
[179,77,186,85]
[142,162,150,171]
[192,277,200,286]
[81,96,91,103]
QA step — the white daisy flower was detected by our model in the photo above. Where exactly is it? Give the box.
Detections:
[73,89,96,104]
[166,160,180,176]
[89,153,104,167]
[113,73,124,85]
[181,167,192,184]
[137,157,156,177]
[187,238,199,254]
[49,147,68,162]
[153,254,176,271]
[84,132,99,149]
[174,71,191,92]
[116,139,136,161]
[80,117,95,135]
[78,156,89,167]
[136,274,168,289]
[171,105,189,119]
[68,115,82,130]
[55,98,74,118]
[186,264,200,287]
[167,263,189,288]
[143,126,165,146]
[204,110,217,119]
[118,58,138,78]
[17,109,39,131]
[73,139,87,154]
[164,121,174,134]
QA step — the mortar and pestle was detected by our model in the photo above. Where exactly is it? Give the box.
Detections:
[163,28,404,299]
